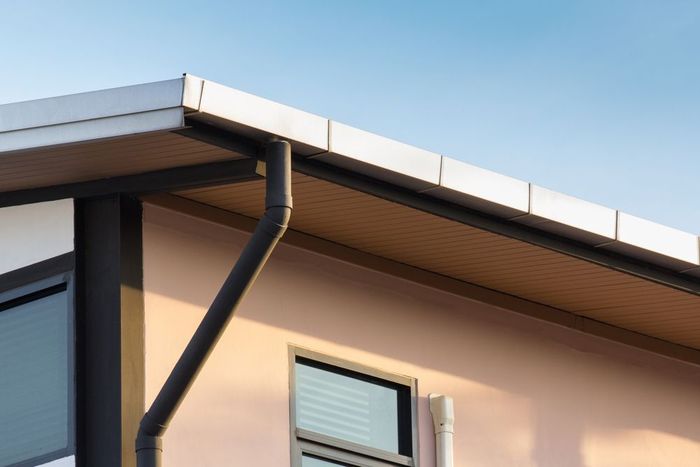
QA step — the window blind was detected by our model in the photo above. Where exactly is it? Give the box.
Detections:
[0,291,70,466]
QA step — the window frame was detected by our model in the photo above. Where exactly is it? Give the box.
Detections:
[289,346,419,467]
[0,255,75,467]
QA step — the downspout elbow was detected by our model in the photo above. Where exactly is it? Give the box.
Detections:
[136,427,162,467]
[263,206,291,234]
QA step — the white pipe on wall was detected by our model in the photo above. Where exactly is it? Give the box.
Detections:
[429,394,454,467]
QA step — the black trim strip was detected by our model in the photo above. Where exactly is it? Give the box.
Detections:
[0,282,67,312]
[0,252,74,294]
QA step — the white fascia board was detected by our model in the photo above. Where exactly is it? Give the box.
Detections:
[191,79,328,155]
[602,212,700,270]
[0,108,184,153]
[0,78,187,153]
[182,74,204,112]
[0,199,73,275]
[516,185,617,245]
[428,157,529,218]
[313,121,441,190]
[0,79,185,133]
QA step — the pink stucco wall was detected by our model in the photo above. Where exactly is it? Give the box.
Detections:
[143,204,700,467]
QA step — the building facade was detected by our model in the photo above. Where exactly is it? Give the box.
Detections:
[1,76,700,467]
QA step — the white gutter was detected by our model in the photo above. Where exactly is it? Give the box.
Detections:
[0,79,186,153]
[429,394,454,467]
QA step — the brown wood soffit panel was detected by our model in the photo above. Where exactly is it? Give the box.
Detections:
[0,132,245,192]
[176,172,700,351]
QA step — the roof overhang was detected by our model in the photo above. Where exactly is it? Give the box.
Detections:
[2,75,700,362]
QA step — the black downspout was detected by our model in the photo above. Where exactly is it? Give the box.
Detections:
[135,140,292,467]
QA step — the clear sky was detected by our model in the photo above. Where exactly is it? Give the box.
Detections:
[2,1,699,233]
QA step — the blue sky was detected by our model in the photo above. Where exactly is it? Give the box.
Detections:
[2,1,699,232]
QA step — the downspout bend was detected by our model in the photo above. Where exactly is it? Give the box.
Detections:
[136,140,292,467]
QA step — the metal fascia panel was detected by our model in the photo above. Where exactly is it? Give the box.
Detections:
[195,80,328,154]
[182,74,204,112]
[0,108,184,153]
[516,185,617,244]
[0,79,185,134]
[314,121,441,190]
[428,157,529,217]
[603,213,700,270]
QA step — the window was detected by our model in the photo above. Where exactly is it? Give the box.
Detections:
[290,348,417,467]
[0,273,74,467]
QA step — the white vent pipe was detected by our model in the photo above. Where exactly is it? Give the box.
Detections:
[429,394,454,467]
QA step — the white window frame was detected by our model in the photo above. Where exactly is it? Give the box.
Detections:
[289,346,419,467]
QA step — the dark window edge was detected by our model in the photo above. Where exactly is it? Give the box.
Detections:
[0,252,74,295]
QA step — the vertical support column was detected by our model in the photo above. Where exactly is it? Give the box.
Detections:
[75,195,145,467]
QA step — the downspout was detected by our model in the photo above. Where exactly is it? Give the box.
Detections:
[429,394,455,467]
[135,140,292,467]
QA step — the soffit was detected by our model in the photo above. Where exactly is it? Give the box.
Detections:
[177,173,700,350]
[0,132,244,193]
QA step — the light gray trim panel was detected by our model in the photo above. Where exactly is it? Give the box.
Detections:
[192,78,329,154]
[429,156,529,218]
[602,212,700,270]
[0,108,184,153]
[298,430,413,466]
[314,121,441,191]
[0,79,184,133]
[515,185,617,245]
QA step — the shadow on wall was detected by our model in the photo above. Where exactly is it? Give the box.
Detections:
[142,209,700,466]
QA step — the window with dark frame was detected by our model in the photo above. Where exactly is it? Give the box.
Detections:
[290,348,417,467]
[0,272,74,467]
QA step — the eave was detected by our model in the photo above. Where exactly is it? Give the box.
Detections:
[2,74,699,363]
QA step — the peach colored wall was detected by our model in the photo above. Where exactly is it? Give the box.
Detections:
[143,204,700,467]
